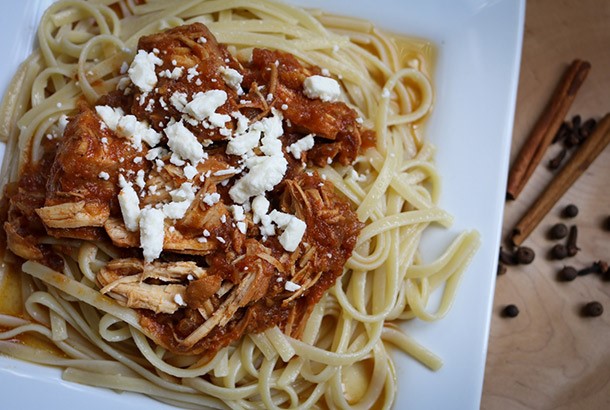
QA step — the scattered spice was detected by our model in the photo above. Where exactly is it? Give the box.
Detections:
[578,260,609,276]
[558,266,578,281]
[548,148,567,170]
[552,122,570,144]
[566,225,579,256]
[506,60,591,200]
[510,113,610,246]
[503,304,520,318]
[582,301,603,317]
[516,246,535,264]
[549,223,568,240]
[499,247,518,266]
[563,204,579,218]
[579,118,597,140]
[551,243,568,260]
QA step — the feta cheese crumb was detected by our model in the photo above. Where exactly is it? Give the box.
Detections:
[216,236,226,244]
[173,293,186,306]
[270,210,307,252]
[98,171,110,180]
[284,280,301,292]
[128,50,163,93]
[118,175,141,232]
[183,164,198,180]
[139,207,165,262]
[203,192,221,206]
[184,90,227,121]
[303,75,341,102]
[164,120,205,164]
[163,182,196,220]
[287,134,315,160]
[219,66,243,93]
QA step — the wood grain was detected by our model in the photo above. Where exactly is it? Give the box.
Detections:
[481,0,610,409]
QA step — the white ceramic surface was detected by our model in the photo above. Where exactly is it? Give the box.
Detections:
[0,0,525,409]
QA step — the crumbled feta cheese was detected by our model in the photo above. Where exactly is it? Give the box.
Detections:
[229,109,287,204]
[145,147,166,161]
[120,61,129,74]
[184,90,227,121]
[95,105,161,149]
[287,134,315,160]
[303,75,341,102]
[183,164,198,180]
[202,229,210,237]
[159,67,184,79]
[170,91,189,112]
[208,113,231,128]
[163,182,196,220]
[128,50,163,92]
[284,280,301,292]
[321,68,330,77]
[165,120,205,164]
[231,205,245,222]
[139,207,165,262]
[98,171,110,180]
[203,192,221,206]
[280,104,288,110]
[101,137,108,144]
[231,111,250,134]
[173,293,186,306]
[134,170,145,190]
[219,66,243,93]
[236,221,247,234]
[251,195,269,224]
[118,175,141,232]
[226,129,261,156]
[229,155,287,204]
[270,210,307,252]
[217,236,226,244]
[187,65,199,82]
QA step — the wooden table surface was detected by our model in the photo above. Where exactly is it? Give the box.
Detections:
[481,0,610,409]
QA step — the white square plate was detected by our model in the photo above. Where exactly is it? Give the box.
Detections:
[0,0,524,408]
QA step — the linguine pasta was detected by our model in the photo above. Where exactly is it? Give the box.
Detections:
[0,0,480,409]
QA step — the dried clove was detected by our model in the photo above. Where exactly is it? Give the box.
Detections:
[551,243,568,260]
[582,301,603,317]
[552,122,570,144]
[503,304,520,318]
[516,246,535,264]
[566,225,579,257]
[562,204,579,218]
[558,266,578,281]
[579,118,597,141]
[548,148,567,170]
[549,223,569,239]
[499,247,517,266]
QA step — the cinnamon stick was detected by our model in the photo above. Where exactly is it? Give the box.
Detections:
[511,113,610,246]
[506,59,591,200]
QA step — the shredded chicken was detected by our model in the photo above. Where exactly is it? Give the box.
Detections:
[3,22,369,357]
